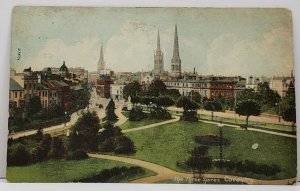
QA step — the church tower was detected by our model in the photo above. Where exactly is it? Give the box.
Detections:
[97,43,105,74]
[153,29,164,77]
[171,24,181,78]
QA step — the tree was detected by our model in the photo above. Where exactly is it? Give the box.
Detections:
[123,81,141,100]
[186,146,212,179]
[148,79,166,96]
[176,96,199,111]
[50,137,66,159]
[257,82,280,108]
[35,127,43,142]
[237,88,259,103]
[176,96,200,121]
[105,99,118,121]
[203,100,223,120]
[27,96,43,116]
[7,143,31,166]
[156,96,175,108]
[236,100,261,129]
[114,135,136,154]
[71,111,101,151]
[161,89,181,100]
[281,82,296,131]
[32,134,52,162]
[190,91,202,104]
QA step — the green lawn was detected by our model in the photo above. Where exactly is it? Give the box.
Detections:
[120,118,166,130]
[7,158,155,182]
[125,121,297,180]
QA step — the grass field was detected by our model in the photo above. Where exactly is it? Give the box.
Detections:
[125,121,297,180]
[6,158,155,182]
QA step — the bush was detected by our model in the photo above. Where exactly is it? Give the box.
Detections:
[129,107,147,121]
[213,160,281,176]
[7,143,31,166]
[114,135,136,154]
[67,149,88,160]
[181,110,198,122]
[149,107,171,120]
[75,166,145,182]
[98,137,116,152]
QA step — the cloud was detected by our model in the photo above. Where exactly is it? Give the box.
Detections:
[204,27,293,76]
[105,20,157,72]
[20,37,100,72]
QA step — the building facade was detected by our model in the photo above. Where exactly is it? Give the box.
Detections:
[110,84,125,100]
[270,76,294,97]
[96,75,112,98]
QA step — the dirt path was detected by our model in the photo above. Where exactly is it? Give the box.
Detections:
[114,102,128,127]
[168,107,293,126]
[199,120,296,139]
[88,153,296,184]
[122,116,180,133]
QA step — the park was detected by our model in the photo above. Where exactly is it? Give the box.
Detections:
[6,80,297,184]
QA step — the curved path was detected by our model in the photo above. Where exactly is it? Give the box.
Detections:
[198,120,296,139]
[123,116,180,133]
[88,153,296,185]
[114,102,128,127]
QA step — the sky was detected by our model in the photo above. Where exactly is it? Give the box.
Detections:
[11,7,294,77]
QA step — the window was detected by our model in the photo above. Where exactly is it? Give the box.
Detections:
[14,92,17,98]
[28,83,31,89]
[20,92,23,98]
[9,92,11,99]
[39,92,41,97]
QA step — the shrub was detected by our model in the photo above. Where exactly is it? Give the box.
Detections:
[128,107,147,121]
[67,149,88,160]
[149,107,171,120]
[75,166,145,182]
[114,135,136,154]
[98,137,116,152]
[181,110,198,122]
[7,143,31,166]
[213,160,281,176]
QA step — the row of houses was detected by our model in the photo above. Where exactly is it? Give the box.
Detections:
[94,71,294,102]
[9,62,87,117]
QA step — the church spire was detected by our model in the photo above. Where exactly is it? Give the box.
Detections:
[97,42,105,73]
[170,24,181,78]
[156,29,161,52]
[172,24,180,60]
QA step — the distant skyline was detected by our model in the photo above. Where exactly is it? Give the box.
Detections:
[11,7,294,77]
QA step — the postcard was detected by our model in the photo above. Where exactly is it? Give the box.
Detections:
[7,6,296,184]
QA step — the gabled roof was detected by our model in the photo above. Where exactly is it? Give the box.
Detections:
[36,83,49,90]
[10,78,23,91]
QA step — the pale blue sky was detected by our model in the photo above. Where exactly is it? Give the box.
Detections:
[11,7,293,76]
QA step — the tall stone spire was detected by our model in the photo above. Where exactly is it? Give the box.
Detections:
[156,29,161,52]
[97,43,105,73]
[171,24,181,78]
[153,29,164,77]
[172,24,180,60]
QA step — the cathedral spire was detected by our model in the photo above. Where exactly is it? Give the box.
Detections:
[172,24,180,59]
[170,24,181,78]
[153,28,164,77]
[97,42,105,73]
[156,29,161,52]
